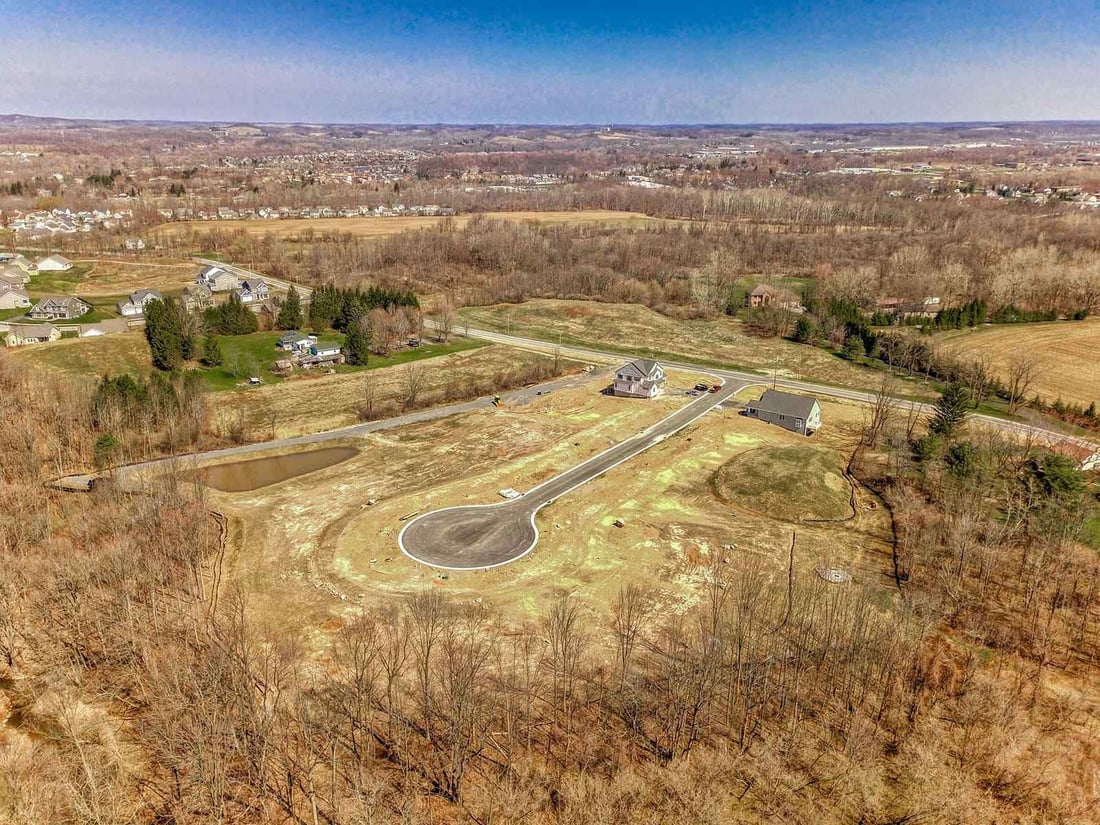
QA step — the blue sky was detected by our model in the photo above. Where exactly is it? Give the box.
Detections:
[1,0,1097,123]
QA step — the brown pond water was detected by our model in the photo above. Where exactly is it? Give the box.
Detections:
[193,445,359,492]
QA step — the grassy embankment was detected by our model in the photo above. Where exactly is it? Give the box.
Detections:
[459,299,937,398]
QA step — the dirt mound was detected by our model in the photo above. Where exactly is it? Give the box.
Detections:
[711,445,851,522]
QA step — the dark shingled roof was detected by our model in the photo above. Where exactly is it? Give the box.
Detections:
[629,358,661,378]
[751,389,819,419]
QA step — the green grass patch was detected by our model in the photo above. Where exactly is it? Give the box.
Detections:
[711,445,853,522]
[206,332,485,391]
[27,262,91,294]
[0,307,27,321]
[1082,508,1100,550]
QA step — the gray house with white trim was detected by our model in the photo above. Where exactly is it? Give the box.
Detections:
[744,389,821,436]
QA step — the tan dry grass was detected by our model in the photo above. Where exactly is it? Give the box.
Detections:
[936,319,1100,408]
[11,331,149,381]
[205,371,890,635]
[149,210,666,240]
[72,258,199,295]
[462,299,889,390]
[207,343,562,440]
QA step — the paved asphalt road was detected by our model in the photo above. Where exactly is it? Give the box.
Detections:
[445,323,1100,451]
[60,368,610,491]
[399,381,745,569]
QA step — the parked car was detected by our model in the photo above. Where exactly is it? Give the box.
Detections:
[709,385,721,393]
[694,382,709,391]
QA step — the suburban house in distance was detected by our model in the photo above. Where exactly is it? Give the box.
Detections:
[0,284,32,310]
[273,331,343,370]
[37,254,73,271]
[116,289,163,317]
[746,284,804,312]
[0,253,35,271]
[236,278,270,303]
[744,389,822,436]
[0,265,31,287]
[182,283,214,312]
[29,295,91,321]
[196,265,240,292]
[613,358,666,398]
[1049,441,1100,472]
[4,323,61,347]
[277,331,315,353]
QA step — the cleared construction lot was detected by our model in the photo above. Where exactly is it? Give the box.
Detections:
[193,370,894,637]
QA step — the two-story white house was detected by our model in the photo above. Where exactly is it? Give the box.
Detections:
[612,359,666,398]
[115,289,163,317]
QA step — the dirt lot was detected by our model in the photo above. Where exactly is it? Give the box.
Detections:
[461,299,910,391]
[150,210,667,240]
[936,319,1100,409]
[199,374,894,639]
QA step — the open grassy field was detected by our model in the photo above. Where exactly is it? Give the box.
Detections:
[460,299,921,392]
[150,210,668,241]
[192,375,894,637]
[936,319,1100,409]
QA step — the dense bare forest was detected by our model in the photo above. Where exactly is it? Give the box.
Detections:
[147,189,1100,320]
[3,350,1098,824]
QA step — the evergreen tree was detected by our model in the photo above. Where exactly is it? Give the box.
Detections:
[793,316,816,343]
[928,382,971,440]
[201,332,223,367]
[344,315,370,366]
[841,334,863,360]
[276,285,304,330]
[204,292,258,335]
[144,297,184,371]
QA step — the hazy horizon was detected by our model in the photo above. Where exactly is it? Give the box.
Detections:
[1,0,1098,123]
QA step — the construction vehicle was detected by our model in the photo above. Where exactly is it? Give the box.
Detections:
[492,394,503,407]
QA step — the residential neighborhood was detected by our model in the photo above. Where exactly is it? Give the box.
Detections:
[36,254,73,271]
[236,278,269,303]
[273,330,344,371]
[196,265,241,292]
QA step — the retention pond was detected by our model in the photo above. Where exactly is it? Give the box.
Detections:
[194,445,359,492]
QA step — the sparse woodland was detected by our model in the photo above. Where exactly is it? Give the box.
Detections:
[3,125,1100,823]
[2,347,1099,824]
